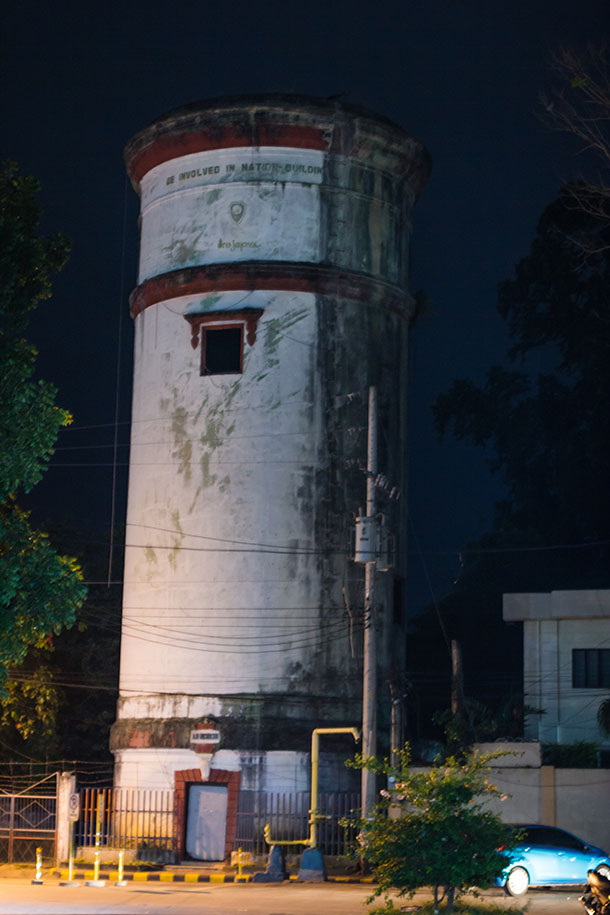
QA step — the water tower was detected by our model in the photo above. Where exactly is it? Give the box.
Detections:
[111,96,429,796]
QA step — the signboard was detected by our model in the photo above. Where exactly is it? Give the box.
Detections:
[68,793,80,822]
[231,850,253,866]
[191,729,221,744]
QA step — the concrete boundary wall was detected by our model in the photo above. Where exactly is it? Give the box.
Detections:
[413,741,610,853]
[484,765,610,852]
[553,768,610,851]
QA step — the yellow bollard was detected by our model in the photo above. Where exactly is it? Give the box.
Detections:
[114,848,127,886]
[85,795,107,886]
[237,847,243,880]
[31,846,43,884]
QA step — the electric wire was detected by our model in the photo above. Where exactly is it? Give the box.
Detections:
[118,620,362,654]
[118,617,353,640]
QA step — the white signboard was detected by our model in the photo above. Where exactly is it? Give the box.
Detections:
[68,793,81,822]
[191,729,221,744]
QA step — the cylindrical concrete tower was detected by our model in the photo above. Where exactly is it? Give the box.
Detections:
[112,96,429,794]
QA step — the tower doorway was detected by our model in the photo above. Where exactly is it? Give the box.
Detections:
[186,784,228,860]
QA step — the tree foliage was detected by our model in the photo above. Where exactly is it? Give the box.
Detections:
[0,649,62,758]
[409,46,610,745]
[349,746,519,913]
[408,188,610,738]
[0,161,86,686]
[434,194,610,551]
[0,527,121,763]
[541,46,610,253]
[433,699,543,759]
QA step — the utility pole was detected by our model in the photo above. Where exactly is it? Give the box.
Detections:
[361,385,377,820]
[451,639,464,717]
[389,682,402,768]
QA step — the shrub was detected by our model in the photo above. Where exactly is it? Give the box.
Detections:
[348,745,520,913]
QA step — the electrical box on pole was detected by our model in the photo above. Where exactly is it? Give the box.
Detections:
[354,515,376,564]
[353,514,394,570]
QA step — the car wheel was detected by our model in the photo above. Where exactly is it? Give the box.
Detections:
[596,865,610,881]
[505,867,530,897]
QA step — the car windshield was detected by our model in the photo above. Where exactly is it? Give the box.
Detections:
[521,827,586,851]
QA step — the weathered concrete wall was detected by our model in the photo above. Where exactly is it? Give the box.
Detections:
[554,768,610,852]
[113,96,429,791]
[415,742,610,852]
[483,765,610,853]
[135,144,414,285]
[504,589,610,746]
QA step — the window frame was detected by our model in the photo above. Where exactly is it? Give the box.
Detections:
[572,648,610,689]
[184,308,264,378]
[200,323,244,376]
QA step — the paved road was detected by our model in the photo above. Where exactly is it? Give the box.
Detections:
[0,880,591,915]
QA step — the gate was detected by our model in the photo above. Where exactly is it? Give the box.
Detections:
[186,784,228,860]
[0,774,57,864]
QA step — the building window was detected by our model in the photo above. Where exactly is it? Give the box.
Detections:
[572,649,610,688]
[202,326,243,375]
[184,308,264,378]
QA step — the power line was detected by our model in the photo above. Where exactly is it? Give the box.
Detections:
[119,620,361,655]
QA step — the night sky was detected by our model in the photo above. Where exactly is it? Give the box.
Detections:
[1,0,607,611]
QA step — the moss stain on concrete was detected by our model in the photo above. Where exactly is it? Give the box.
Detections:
[264,308,308,369]
[164,229,204,267]
[171,404,192,482]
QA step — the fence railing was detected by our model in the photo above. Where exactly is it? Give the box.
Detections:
[235,791,360,857]
[77,788,174,859]
[76,787,360,860]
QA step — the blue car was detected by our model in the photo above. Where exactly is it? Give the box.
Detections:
[500,825,610,896]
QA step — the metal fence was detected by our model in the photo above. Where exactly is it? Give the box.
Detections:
[76,787,360,860]
[76,788,174,860]
[0,792,57,863]
[235,791,360,857]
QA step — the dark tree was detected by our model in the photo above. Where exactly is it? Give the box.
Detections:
[0,162,86,688]
[0,525,121,763]
[541,46,610,255]
[408,191,610,737]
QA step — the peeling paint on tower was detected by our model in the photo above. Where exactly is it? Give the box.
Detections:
[112,95,429,793]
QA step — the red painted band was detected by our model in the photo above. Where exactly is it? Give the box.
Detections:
[129,263,412,320]
[127,125,328,186]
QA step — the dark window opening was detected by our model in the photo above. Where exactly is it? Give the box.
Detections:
[202,326,243,375]
[572,649,610,688]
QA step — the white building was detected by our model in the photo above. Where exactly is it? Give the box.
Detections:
[503,588,610,749]
[111,96,429,803]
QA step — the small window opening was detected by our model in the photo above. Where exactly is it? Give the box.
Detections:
[572,648,610,688]
[202,326,243,375]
